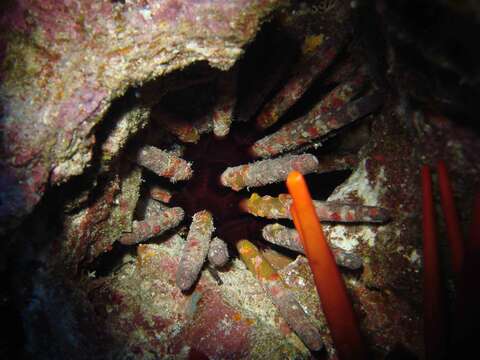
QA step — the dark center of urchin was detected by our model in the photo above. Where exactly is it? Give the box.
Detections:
[171,125,267,243]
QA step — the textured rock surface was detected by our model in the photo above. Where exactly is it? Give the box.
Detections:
[0,0,286,231]
[2,1,480,359]
[82,237,311,359]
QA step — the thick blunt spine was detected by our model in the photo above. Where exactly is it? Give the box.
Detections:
[212,68,237,137]
[136,145,193,182]
[252,92,382,159]
[152,110,200,143]
[220,154,318,191]
[243,193,390,223]
[207,237,229,267]
[176,210,214,291]
[256,39,339,129]
[119,207,184,245]
[149,185,172,203]
[236,239,323,351]
[262,224,363,270]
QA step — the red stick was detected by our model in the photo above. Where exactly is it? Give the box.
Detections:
[287,171,367,360]
[421,165,447,360]
[437,160,464,278]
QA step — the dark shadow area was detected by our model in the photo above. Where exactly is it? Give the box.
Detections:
[385,344,418,360]
[235,20,300,123]
[85,241,135,278]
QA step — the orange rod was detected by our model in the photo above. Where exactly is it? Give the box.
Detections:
[437,160,464,277]
[421,165,447,360]
[287,171,367,360]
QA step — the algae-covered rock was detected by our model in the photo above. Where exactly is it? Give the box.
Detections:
[0,0,287,231]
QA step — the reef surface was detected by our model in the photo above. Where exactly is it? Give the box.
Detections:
[1,1,480,359]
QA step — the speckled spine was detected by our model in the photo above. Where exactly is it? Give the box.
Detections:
[262,224,363,270]
[149,185,172,203]
[251,70,370,158]
[314,153,358,173]
[192,115,214,136]
[114,166,143,232]
[152,110,200,144]
[310,67,368,118]
[143,198,169,219]
[243,193,390,223]
[136,145,193,182]
[168,143,186,158]
[99,106,150,173]
[323,55,359,85]
[212,68,237,137]
[162,112,215,144]
[176,210,215,291]
[208,237,229,267]
[236,239,323,351]
[220,154,319,191]
[119,207,185,245]
[256,39,339,129]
